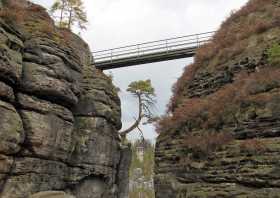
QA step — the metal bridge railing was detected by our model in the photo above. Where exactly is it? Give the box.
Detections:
[92,31,215,64]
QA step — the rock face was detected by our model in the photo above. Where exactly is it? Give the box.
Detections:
[155,0,280,197]
[0,1,129,197]
[30,191,75,198]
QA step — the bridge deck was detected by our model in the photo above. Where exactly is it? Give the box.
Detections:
[92,31,215,70]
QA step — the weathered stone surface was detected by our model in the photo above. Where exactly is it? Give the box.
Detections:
[30,191,75,198]
[155,1,280,197]
[0,1,130,197]
[74,95,121,128]
[23,38,83,73]
[0,81,14,102]
[18,93,74,122]
[74,68,122,129]
[71,117,120,168]
[117,145,132,198]
[0,20,23,85]
[19,9,89,108]
[0,155,13,174]
[0,154,13,189]
[0,100,24,155]
[16,94,75,161]
[155,135,280,198]
[69,60,125,197]
[1,157,68,198]
[20,110,74,161]
[21,60,80,107]
[72,178,111,198]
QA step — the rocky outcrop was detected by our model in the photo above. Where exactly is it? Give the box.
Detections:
[0,1,129,197]
[117,145,132,198]
[155,0,280,197]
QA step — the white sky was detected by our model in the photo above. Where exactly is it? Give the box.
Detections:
[32,0,248,141]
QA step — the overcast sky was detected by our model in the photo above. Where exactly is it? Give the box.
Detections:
[32,0,248,141]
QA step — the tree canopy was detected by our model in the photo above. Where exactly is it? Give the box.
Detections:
[127,80,155,96]
[50,0,88,30]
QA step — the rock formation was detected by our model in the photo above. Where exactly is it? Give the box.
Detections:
[0,1,131,197]
[155,0,280,197]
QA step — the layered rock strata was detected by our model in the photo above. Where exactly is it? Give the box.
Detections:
[0,1,130,197]
[155,0,280,197]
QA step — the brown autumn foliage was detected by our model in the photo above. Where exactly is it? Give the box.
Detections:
[157,69,280,160]
[243,68,280,95]
[23,2,80,45]
[156,0,280,163]
[169,0,280,109]
[27,3,53,23]
[201,0,277,63]
[184,132,234,159]
[39,22,56,38]
[171,98,207,132]
[0,1,26,25]
[27,4,46,13]
[59,28,73,44]
[168,63,199,112]
[205,84,243,130]
[1,2,72,44]
[156,68,280,135]
[0,1,53,34]
[239,138,267,154]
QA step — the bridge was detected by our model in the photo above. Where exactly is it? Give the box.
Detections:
[92,31,215,70]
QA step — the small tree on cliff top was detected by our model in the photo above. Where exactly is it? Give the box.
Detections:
[120,80,157,139]
[50,0,88,30]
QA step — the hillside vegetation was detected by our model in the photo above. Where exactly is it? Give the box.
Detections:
[154,0,280,197]
[157,0,280,141]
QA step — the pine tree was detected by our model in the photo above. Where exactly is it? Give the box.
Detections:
[50,0,88,30]
[120,80,157,139]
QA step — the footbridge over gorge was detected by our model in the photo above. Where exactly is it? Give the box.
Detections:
[92,31,215,70]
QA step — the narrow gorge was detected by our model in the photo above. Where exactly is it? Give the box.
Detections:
[0,0,280,198]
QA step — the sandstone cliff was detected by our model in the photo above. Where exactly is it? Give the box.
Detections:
[155,0,280,197]
[0,1,130,197]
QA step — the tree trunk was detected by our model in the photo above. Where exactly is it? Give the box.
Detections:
[68,7,73,29]
[59,0,66,27]
[120,94,142,137]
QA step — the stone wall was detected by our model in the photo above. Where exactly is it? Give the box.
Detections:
[0,1,129,197]
[154,0,280,197]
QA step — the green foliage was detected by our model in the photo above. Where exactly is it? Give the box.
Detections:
[127,79,155,96]
[129,188,155,198]
[129,140,155,198]
[50,0,88,30]
[107,72,120,93]
[268,43,280,66]
[50,1,61,12]
[129,140,154,179]
[127,79,156,120]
